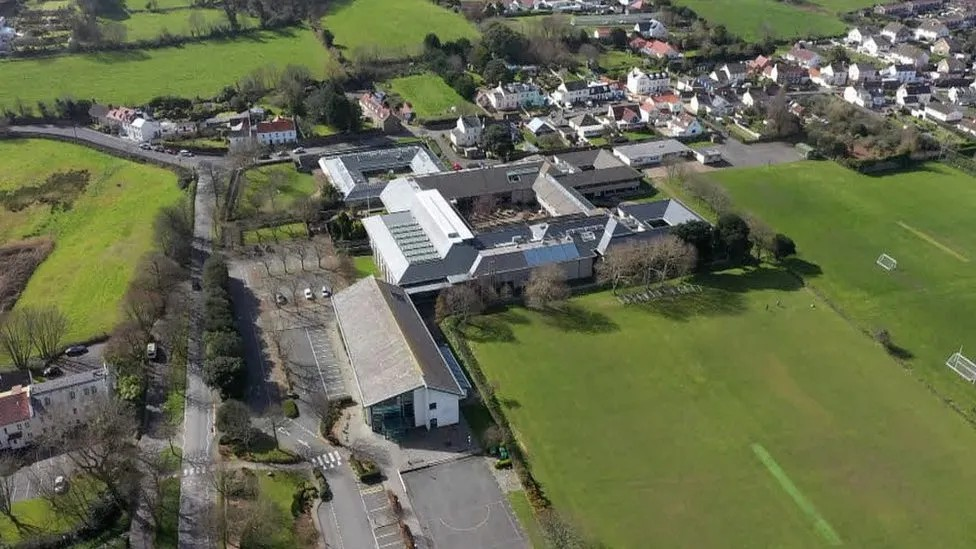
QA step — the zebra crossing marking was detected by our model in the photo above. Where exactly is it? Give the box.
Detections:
[311,451,342,469]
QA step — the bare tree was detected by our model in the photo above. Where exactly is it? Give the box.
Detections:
[0,455,24,532]
[272,245,290,274]
[216,400,255,450]
[0,310,33,370]
[597,243,642,294]
[138,252,185,296]
[154,198,194,266]
[294,243,309,272]
[746,216,775,262]
[124,287,166,337]
[435,284,485,323]
[664,157,688,186]
[641,236,697,283]
[524,264,571,310]
[26,306,68,361]
[307,391,331,423]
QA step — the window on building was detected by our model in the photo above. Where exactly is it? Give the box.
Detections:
[72,408,77,415]
[429,402,437,411]
[69,391,76,400]
[91,386,97,394]
[44,397,50,406]
[83,387,89,396]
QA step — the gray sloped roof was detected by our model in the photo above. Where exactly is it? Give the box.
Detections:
[332,278,464,407]
[413,162,544,201]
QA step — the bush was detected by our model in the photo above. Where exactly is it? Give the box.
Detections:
[321,396,355,445]
[494,458,513,469]
[291,483,318,517]
[349,455,381,483]
[282,399,299,418]
[202,255,229,290]
[205,330,242,360]
[313,468,332,501]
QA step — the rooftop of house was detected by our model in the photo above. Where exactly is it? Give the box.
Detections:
[256,116,295,134]
[0,387,31,428]
[31,366,108,396]
[318,145,443,202]
[0,371,32,394]
[332,277,465,407]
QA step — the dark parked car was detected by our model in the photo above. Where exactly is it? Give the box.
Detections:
[192,280,202,291]
[64,345,88,356]
[42,366,63,378]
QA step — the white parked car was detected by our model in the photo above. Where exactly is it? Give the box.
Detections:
[146,342,157,360]
[321,286,331,298]
[304,288,314,300]
[53,476,68,494]
[291,147,306,155]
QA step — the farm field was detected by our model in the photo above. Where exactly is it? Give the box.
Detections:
[110,9,258,43]
[237,164,318,217]
[383,73,478,120]
[462,268,976,547]
[671,0,848,41]
[321,0,479,59]
[0,139,182,342]
[0,28,332,108]
[715,160,976,422]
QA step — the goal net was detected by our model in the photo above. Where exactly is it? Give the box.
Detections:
[946,351,976,383]
[876,253,897,271]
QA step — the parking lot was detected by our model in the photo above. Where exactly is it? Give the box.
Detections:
[8,453,73,502]
[402,457,528,549]
[279,320,347,399]
[360,484,401,549]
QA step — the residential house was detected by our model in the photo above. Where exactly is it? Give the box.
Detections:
[896,82,933,106]
[332,277,467,438]
[915,19,950,41]
[786,44,821,68]
[127,118,160,142]
[959,118,976,137]
[695,148,722,164]
[665,113,703,137]
[810,63,848,87]
[716,62,748,84]
[890,44,930,67]
[0,372,33,450]
[849,63,878,82]
[604,103,644,130]
[941,14,967,31]
[742,86,780,108]
[923,101,963,122]
[937,57,965,75]
[636,39,681,60]
[449,116,484,148]
[88,103,110,126]
[568,113,605,139]
[105,107,138,136]
[948,86,976,105]
[626,68,670,95]
[30,367,110,438]
[230,116,298,147]
[860,35,892,57]
[592,26,612,40]
[846,27,869,44]
[844,86,886,109]
[688,93,730,116]
[880,22,910,43]
[640,92,683,119]
[875,2,914,16]
[525,117,557,136]
[932,37,962,56]
[481,82,547,111]
[0,17,15,54]
[552,80,616,106]
[765,63,807,85]
[359,91,402,133]
[881,63,919,83]
[634,19,667,39]
[911,0,945,13]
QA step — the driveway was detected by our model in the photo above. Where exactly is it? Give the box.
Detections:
[402,457,529,549]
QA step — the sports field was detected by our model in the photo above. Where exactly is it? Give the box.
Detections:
[383,73,478,120]
[672,0,854,41]
[0,28,333,108]
[0,139,183,342]
[716,160,976,422]
[321,0,478,60]
[463,268,976,547]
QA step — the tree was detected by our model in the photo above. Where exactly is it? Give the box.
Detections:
[98,21,127,44]
[482,58,513,86]
[205,330,242,360]
[524,264,570,310]
[746,216,775,261]
[154,199,194,266]
[596,243,641,293]
[137,252,185,296]
[771,234,797,260]
[640,236,697,284]
[217,399,253,448]
[321,28,335,47]
[123,287,166,336]
[578,43,600,67]
[481,22,528,62]
[0,455,20,530]
[434,284,485,323]
[203,255,230,290]
[716,213,752,263]
[188,10,207,36]
[766,89,801,139]
[278,64,312,116]
[481,124,514,160]
[27,306,68,361]
[609,27,629,49]
[204,356,244,396]
[423,32,441,52]
[0,310,33,370]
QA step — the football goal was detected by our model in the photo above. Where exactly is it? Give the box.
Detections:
[876,253,898,271]
[946,351,976,383]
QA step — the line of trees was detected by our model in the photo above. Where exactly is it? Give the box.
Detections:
[0,306,69,370]
[202,255,247,399]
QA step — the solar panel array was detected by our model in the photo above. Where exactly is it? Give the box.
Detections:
[388,221,440,264]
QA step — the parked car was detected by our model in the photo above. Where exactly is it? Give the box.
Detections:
[321,286,331,298]
[147,342,157,360]
[275,293,287,305]
[191,279,202,291]
[139,142,151,150]
[152,145,165,152]
[53,476,68,495]
[291,147,306,154]
[42,366,62,378]
[64,345,87,356]
[178,149,193,157]
[304,288,314,300]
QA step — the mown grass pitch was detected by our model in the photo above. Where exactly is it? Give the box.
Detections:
[0,28,333,108]
[321,0,479,59]
[0,139,182,342]
[716,161,976,423]
[464,268,976,547]
[383,73,478,120]
[671,0,850,41]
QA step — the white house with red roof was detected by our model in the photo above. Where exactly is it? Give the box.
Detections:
[604,103,645,130]
[665,113,703,137]
[0,374,33,450]
[229,115,298,147]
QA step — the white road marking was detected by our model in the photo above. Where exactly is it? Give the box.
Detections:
[297,438,310,448]
[305,328,334,398]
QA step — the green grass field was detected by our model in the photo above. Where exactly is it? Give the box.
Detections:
[322,0,479,59]
[716,160,976,422]
[353,255,378,278]
[238,164,318,217]
[671,0,848,41]
[111,8,257,42]
[0,28,332,108]
[0,139,182,342]
[242,222,308,245]
[384,73,478,120]
[463,268,976,547]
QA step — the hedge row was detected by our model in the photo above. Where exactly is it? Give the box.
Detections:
[349,455,381,484]
[320,396,354,446]
[441,317,550,511]
[312,468,332,501]
[202,255,246,399]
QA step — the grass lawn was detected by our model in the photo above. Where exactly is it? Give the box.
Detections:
[0,476,105,542]
[716,160,976,423]
[671,0,847,41]
[109,8,257,42]
[0,28,333,108]
[383,73,478,120]
[353,255,378,278]
[256,470,307,547]
[321,0,479,59]
[0,139,183,342]
[462,267,976,547]
[507,491,546,549]
[242,222,308,245]
[238,164,318,217]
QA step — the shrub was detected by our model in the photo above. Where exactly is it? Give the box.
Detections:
[282,399,299,418]
[205,330,243,360]
[349,455,381,483]
[494,458,513,469]
[291,483,318,517]
[321,396,355,445]
[313,468,332,501]
[202,255,229,290]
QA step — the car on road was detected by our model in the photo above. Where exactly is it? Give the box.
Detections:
[139,142,151,150]
[147,342,157,361]
[191,279,202,291]
[304,288,314,300]
[275,150,289,158]
[64,345,88,356]
[53,476,68,495]
[152,145,165,152]
[178,150,194,157]
[42,366,62,378]
[275,293,287,305]
[165,149,177,155]
[291,147,306,155]
[321,286,331,298]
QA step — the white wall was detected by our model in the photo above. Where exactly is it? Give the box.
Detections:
[412,387,460,429]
